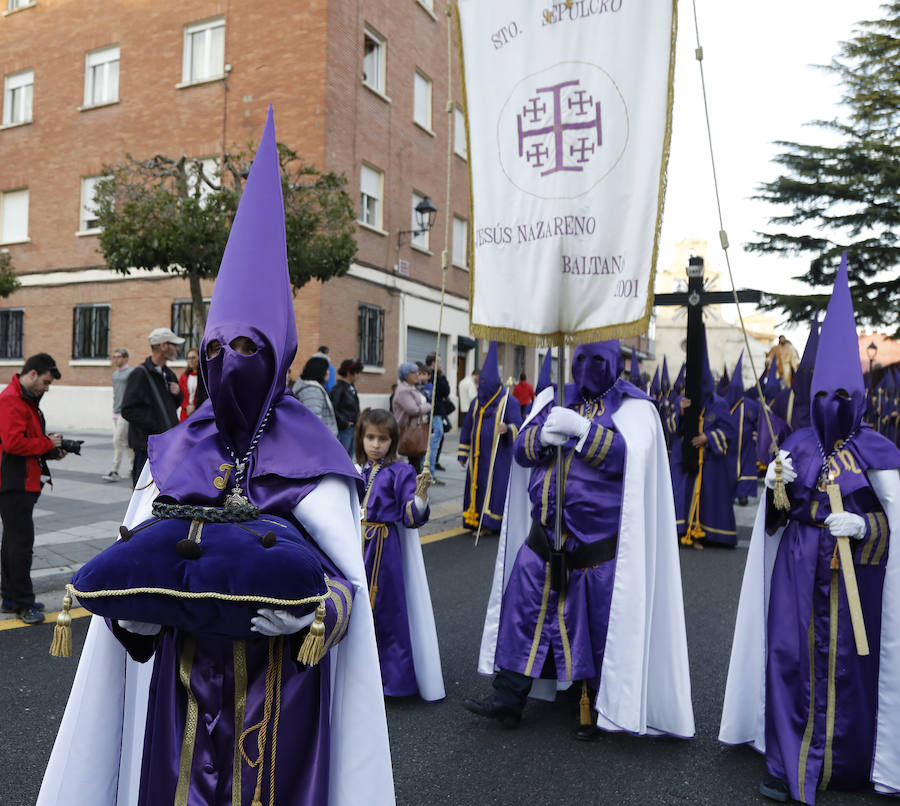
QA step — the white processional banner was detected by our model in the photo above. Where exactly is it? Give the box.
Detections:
[456,0,677,344]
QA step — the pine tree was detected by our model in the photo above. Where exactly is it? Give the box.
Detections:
[748,1,900,335]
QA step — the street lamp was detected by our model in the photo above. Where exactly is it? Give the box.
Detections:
[867,341,878,389]
[397,196,438,248]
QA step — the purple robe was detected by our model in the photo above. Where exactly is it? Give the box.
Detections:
[493,383,630,685]
[361,460,430,696]
[458,391,522,531]
[729,397,760,499]
[667,394,738,546]
[763,428,896,804]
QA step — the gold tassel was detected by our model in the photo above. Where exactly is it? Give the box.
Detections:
[772,456,791,511]
[579,681,592,727]
[296,604,326,666]
[49,590,73,658]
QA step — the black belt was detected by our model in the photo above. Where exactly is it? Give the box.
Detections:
[526,521,618,569]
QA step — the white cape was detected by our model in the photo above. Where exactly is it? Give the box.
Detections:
[719,468,900,795]
[478,387,695,737]
[37,466,396,806]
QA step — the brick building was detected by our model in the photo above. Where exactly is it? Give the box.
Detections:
[0,0,520,429]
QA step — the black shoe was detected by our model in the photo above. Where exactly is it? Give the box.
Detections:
[574,723,601,742]
[431,477,446,486]
[435,463,446,471]
[17,606,45,625]
[2,599,44,613]
[759,775,790,802]
[462,696,522,728]
[738,496,749,506]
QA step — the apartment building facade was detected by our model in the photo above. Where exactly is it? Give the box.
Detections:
[0,0,503,428]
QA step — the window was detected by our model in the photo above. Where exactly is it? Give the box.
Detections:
[413,71,432,130]
[358,303,384,367]
[454,106,467,159]
[3,70,33,126]
[0,309,23,360]
[182,18,225,84]
[359,164,383,229]
[187,157,219,205]
[452,215,468,268]
[410,191,429,250]
[83,45,119,107]
[0,189,28,244]
[6,0,34,12]
[417,0,434,11]
[80,176,106,232]
[72,304,110,360]
[171,298,210,357]
[514,346,526,379]
[362,27,386,94]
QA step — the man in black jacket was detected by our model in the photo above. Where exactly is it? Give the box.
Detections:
[330,359,363,454]
[121,328,184,485]
[426,353,452,480]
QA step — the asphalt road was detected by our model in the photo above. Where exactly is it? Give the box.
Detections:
[0,527,886,806]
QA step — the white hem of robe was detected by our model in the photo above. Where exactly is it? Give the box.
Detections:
[478,386,695,738]
[718,468,900,794]
[37,465,396,806]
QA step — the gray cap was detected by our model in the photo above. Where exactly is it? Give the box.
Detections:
[148,327,186,346]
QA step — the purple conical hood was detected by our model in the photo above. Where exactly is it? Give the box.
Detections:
[201,107,296,454]
[536,349,554,394]
[477,342,501,404]
[717,363,730,396]
[650,367,660,398]
[799,314,820,369]
[763,356,780,401]
[726,351,744,408]
[810,252,866,451]
[674,362,685,393]
[629,354,642,387]
[661,356,670,392]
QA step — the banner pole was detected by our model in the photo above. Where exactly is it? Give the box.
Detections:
[554,342,566,552]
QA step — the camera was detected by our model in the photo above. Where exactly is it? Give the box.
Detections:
[60,438,84,455]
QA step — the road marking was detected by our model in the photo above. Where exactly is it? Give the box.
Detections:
[421,526,469,545]
[0,606,90,632]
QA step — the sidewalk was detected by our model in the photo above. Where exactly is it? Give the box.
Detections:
[0,428,470,624]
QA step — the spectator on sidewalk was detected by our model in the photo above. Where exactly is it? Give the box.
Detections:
[293,356,339,436]
[330,358,363,454]
[393,362,431,474]
[121,328,184,487]
[177,346,208,421]
[459,368,479,425]
[101,347,133,483]
[425,353,451,482]
[312,345,336,392]
[0,353,66,625]
[512,372,535,417]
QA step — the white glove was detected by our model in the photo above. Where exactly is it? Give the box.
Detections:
[250,608,317,637]
[539,406,591,447]
[764,450,796,489]
[117,620,162,636]
[825,512,866,540]
[414,495,428,517]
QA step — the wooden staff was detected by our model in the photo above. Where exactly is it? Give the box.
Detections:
[825,479,869,656]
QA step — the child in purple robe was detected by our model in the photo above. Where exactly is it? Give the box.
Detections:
[721,255,900,804]
[358,408,445,701]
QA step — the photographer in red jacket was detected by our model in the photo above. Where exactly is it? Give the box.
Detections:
[0,353,66,624]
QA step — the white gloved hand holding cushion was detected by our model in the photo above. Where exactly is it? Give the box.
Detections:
[117,620,162,636]
[251,608,317,636]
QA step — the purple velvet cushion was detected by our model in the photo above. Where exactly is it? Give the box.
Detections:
[70,514,328,639]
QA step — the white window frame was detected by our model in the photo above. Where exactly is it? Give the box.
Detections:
[78,176,107,234]
[3,69,33,126]
[454,105,467,160]
[0,188,29,245]
[411,191,430,251]
[452,215,468,269]
[413,70,432,132]
[182,17,225,85]
[362,26,386,96]
[83,45,120,108]
[359,163,384,231]
[5,0,37,13]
